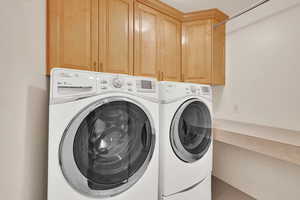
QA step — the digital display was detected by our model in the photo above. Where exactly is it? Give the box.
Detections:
[141,80,152,89]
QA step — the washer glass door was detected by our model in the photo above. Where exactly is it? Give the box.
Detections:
[170,99,212,163]
[60,98,155,198]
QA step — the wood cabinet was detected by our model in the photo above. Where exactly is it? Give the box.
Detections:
[47,0,133,75]
[47,0,98,74]
[134,2,181,81]
[134,2,161,78]
[47,0,227,85]
[99,0,134,74]
[212,21,226,85]
[159,14,182,81]
[182,20,212,84]
[182,10,227,85]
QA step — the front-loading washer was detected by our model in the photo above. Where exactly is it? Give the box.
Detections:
[48,68,159,200]
[159,81,213,200]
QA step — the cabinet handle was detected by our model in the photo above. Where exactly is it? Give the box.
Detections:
[161,71,164,80]
[157,70,161,80]
[99,62,103,72]
[93,61,97,71]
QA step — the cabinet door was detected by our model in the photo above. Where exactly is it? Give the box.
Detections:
[159,15,181,81]
[134,3,160,78]
[212,20,226,85]
[47,0,98,74]
[182,20,212,84]
[99,0,133,74]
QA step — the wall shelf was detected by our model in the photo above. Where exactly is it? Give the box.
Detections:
[213,119,300,166]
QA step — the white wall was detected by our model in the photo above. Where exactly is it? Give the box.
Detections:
[0,0,48,200]
[214,0,300,131]
[213,0,300,199]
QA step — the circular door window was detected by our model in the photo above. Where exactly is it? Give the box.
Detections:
[170,99,212,163]
[59,97,155,198]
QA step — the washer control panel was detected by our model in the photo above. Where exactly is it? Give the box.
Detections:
[98,74,157,95]
[50,69,158,103]
[51,69,97,98]
[136,80,156,93]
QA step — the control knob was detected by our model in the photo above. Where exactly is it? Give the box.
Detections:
[112,78,123,88]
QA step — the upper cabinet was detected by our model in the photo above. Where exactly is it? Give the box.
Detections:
[99,0,134,74]
[182,10,228,85]
[47,0,98,74]
[47,0,133,75]
[159,14,182,82]
[134,1,182,81]
[47,0,227,85]
[212,20,226,85]
[182,20,212,84]
[134,2,161,78]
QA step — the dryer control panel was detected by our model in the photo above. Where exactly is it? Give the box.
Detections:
[159,81,212,102]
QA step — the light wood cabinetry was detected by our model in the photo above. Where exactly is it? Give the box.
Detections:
[99,0,134,74]
[159,14,182,81]
[182,10,228,85]
[134,2,161,78]
[47,0,133,75]
[47,0,98,74]
[47,0,227,85]
[212,21,226,85]
[134,2,181,81]
[182,20,212,84]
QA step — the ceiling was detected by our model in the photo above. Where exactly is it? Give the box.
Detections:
[160,0,259,16]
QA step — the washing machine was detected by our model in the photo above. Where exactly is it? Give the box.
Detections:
[48,68,159,200]
[159,81,213,200]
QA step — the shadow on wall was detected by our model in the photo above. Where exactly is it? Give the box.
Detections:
[23,81,49,200]
[212,86,225,117]
[228,2,300,34]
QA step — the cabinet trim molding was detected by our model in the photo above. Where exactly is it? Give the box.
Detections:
[136,0,182,20]
[183,8,228,22]
[134,1,229,23]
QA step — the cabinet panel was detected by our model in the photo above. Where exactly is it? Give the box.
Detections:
[47,0,98,74]
[212,20,226,85]
[182,20,212,84]
[100,0,133,74]
[134,3,160,78]
[159,15,181,81]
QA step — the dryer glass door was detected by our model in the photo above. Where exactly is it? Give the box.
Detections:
[60,98,155,198]
[171,99,212,163]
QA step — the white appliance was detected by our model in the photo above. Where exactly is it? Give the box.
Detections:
[159,81,213,200]
[48,68,159,200]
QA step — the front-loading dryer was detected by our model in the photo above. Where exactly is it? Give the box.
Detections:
[159,81,213,200]
[48,68,159,200]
